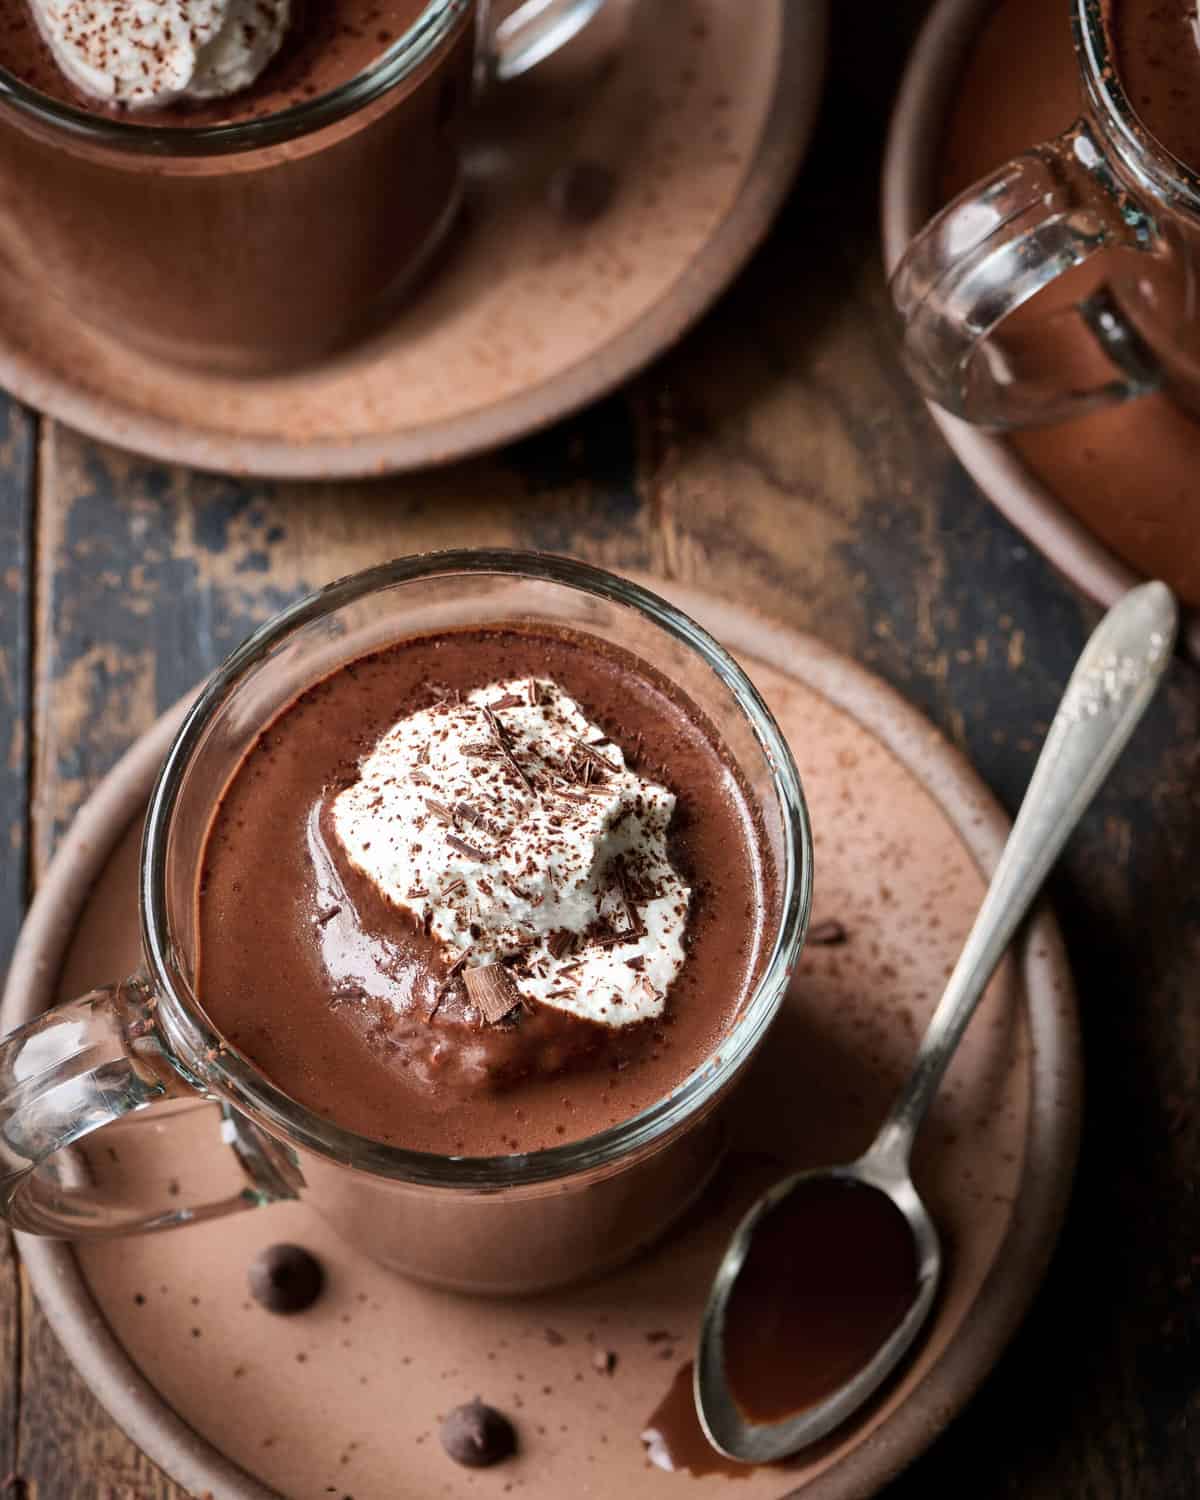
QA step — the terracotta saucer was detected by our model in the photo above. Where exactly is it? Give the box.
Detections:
[2,583,1080,1499]
[0,0,825,480]
[882,0,1200,660]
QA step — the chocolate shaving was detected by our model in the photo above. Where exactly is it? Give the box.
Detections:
[547,930,576,960]
[443,878,467,898]
[425,797,455,825]
[454,801,484,826]
[574,737,619,774]
[462,741,502,758]
[446,833,491,861]
[610,859,648,943]
[464,964,522,1024]
[527,680,540,706]
[316,905,342,926]
[483,707,534,793]
[592,928,642,949]
[408,887,429,899]
[625,956,645,971]
[489,693,525,711]
[428,950,469,1020]
[501,872,534,901]
[809,919,849,946]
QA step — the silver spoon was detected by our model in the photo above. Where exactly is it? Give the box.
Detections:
[696,580,1178,1464]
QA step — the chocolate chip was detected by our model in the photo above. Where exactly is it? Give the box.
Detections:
[440,1399,517,1468]
[808,918,848,946]
[548,160,616,224]
[248,1244,325,1315]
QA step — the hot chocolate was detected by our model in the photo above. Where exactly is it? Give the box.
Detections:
[0,0,427,124]
[0,0,474,371]
[196,625,778,1156]
[1107,0,1200,171]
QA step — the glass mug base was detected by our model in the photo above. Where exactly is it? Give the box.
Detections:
[276,1110,729,1295]
[0,555,812,1296]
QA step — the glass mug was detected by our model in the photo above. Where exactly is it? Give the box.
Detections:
[0,553,811,1295]
[892,0,1200,429]
[0,0,608,374]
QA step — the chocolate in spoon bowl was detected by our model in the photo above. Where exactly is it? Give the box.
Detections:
[697,581,1178,1464]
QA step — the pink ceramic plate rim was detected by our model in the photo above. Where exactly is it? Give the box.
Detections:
[879,0,1200,661]
[0,1,826,481]
[1,582,1081,1500]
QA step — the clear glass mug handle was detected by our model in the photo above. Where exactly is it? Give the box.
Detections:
[890,119,1165,429]
[0,976,294,1237]
[481,0,609,82]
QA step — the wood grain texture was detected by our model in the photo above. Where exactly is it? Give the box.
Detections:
[30,392,656,879]
[0,392,34,1497]
[11,0,1200,1496]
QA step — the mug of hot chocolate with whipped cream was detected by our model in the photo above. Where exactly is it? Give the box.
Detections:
[0,553,812,1293]
[893,0,1200,429]
[0,0,608,372]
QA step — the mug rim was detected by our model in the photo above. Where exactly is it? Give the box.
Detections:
[1073,0,1200,208]
[140,550,814,1191]
[0,0,471,156]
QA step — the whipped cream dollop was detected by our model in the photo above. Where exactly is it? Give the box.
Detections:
[30,0,291,108]
[331,678,691,1027]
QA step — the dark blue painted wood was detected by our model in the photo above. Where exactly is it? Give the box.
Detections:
[0,391,35,1500]
[0,397,34,978]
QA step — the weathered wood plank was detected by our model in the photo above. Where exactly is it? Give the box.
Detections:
[29,395,655,878]
[14,1,1200,1497]
[0,396,34,975]
[0,392,35,1498]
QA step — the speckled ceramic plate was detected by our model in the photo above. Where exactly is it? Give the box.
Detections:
[1,583,1080,1499]
[0,0,825,480]
[882,0,1200,659]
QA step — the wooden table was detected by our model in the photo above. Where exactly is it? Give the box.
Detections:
[2,5,1198,1496]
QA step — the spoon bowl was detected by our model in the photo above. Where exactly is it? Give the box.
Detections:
[695,580,1178,1464]
[696,1155,941,1463]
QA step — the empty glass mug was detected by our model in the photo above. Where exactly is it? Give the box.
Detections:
[0,553,811,1294]
[892,0,1200,428]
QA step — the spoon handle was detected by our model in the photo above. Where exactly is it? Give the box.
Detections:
[867,581,1177,1172]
